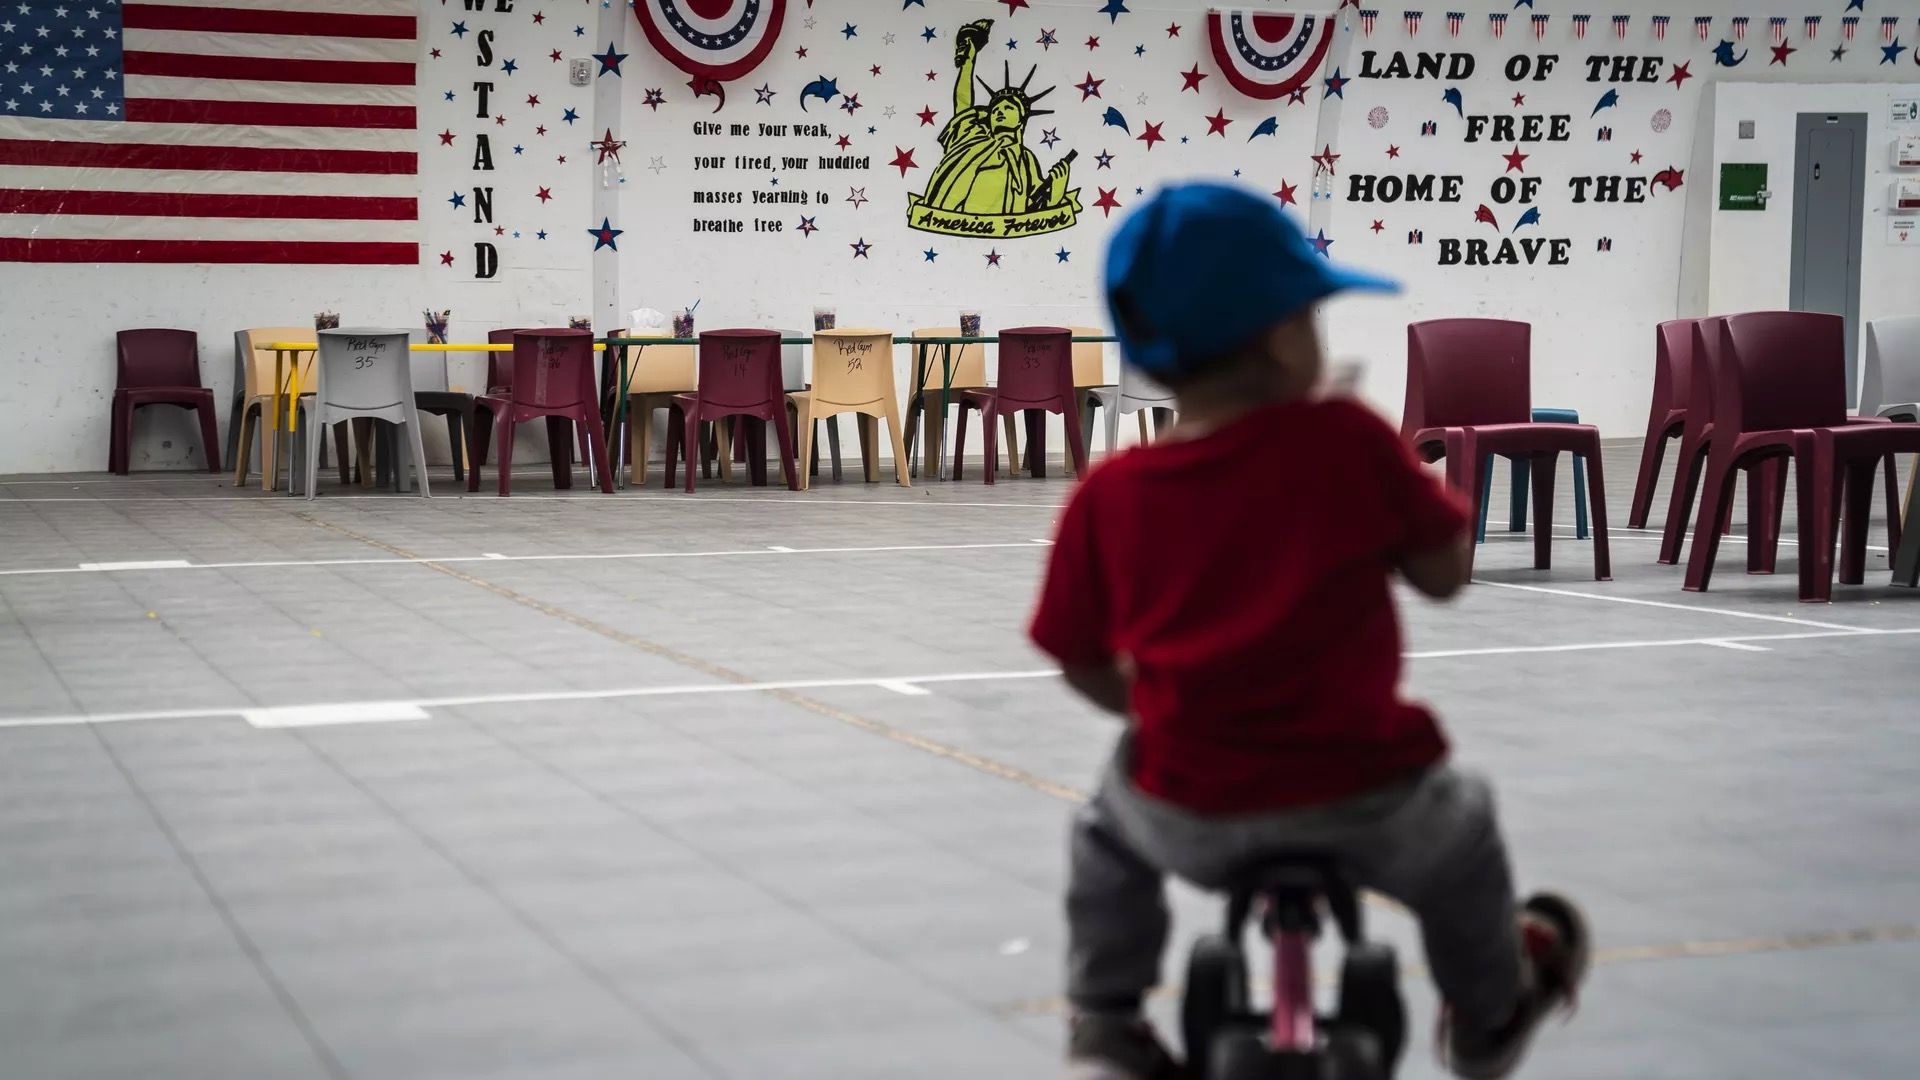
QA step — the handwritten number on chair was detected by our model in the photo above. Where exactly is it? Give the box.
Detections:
[353,355,376,369]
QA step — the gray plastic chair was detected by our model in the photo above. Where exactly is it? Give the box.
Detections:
[301,328,430,499]
[1863,315,1920,422]
[1085,362,1177,456]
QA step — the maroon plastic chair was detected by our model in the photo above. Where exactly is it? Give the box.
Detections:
[111,329,222,474]
[1684,312,1919,602]
[1402,318,1610,580]
[1626,320,1695,528]
[663,329,798,493]
[467,329,613,496]
[951,327,1088,485]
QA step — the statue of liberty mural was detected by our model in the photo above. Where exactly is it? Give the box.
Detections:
[909,18,1080,238]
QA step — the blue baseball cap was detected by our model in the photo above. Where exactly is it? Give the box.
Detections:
[1103,181,1398,376]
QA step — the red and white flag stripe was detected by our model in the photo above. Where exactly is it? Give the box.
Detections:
[1883,16,1899,44]
[1694,16,1712,41]
[1842,16,1859,41]
[1650,15,1668,40]
[1531,13,1548,40]
[0,0,418,264]
[1731,16,1749,41]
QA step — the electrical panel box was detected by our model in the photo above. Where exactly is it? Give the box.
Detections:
[1894,135,1920,169]
[569,58,592,86]
[1893,177,1920,212]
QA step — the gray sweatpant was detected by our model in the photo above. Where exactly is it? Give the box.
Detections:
[1067,740,1523,1031]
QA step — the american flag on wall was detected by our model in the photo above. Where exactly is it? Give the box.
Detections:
[0,0,417,263]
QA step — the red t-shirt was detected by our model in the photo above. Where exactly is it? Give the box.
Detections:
[1030,399,1467,815]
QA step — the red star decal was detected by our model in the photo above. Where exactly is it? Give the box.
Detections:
[927,70,938,81]
[1630,149,1644,165]
[1179,64,1206,92]
[429,47,442,59]
[889,147,918,176]
[985,248,1002,266]
[1166,22,1180,37]
[1770,42,1796,66]
[1085,35,1100,50]
[495,115,506,126]
[535,186,553,203]
[549,49,562,62]
[795,46,807,58]
[1370,219,1385,234]
[1511,92,1526,107]
[535,125,547,136]
[438,251,455,266]
[1137,121,1165,150]
[1076,73,1103,100]
[1502,146,1529,173]
[1094,187,1122,217]
[556,155,566,164]
[870,64,882,76]
[526,94,540,107]
[494,225,505,235]
[836,134,852,150]
[1386,144,1400,159]
[1287,87,1309,106]
[530,9,543,23]
[1275,180,1298,207]
[997,0,1028,14]
[1667,61,1692,88]
[437,129,455,146]
[917,106,938,126]
[1311,144,1340,175]
[1204,109,1231,136]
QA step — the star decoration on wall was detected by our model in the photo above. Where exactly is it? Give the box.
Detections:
[591,129,624,163]
[841,93,862,114]
[643,88,665,110]
[1204,109,1230,136]
[1511,92,1525,107]
[1076,73,1103,99]
[1323,67,1348,98]
[841,22,857,39]
[755,84,776,104]
[1386,144,1400,158]
[450,20,468,36]
[442,90,455,101]
[884,32,897,45]
[588,217,623,251]
[437,128,455,145]
[918,106,938,125]
[1086,35,1100,49]
[548,49,561,62]
[1275,180,1298,207]
[430,47,442,58]
[647,156,666,173]
[1311,145,1340,175]
[890,147,918,175]
[985,248,1003,266]
[1179,64,1205,91]
[1770,42,1796,66]
[851,237,871,258]
[561,107,579,124]
[1831,44,1847,62]
[526,94,540,106]
[1883,39,1906,64]
[1667,61,1692,87]
[1094,187,1121,216]
[870,64,882,76]
[1041,127,1061,147]
[882,105,897,118]
[439,250,455,266]
[535,186,553,202]
[448,191,466,208]
[1055,247,1071,262]
[592,43,626,76]
[1038,28,1057,49]
[500,58,517,75]
[1630,150,1643,164]
[1309,229,1333,256]
[1137,120,1164,148]
[1095,149,1113,168]
[531,10,544,23]
[836,134,853,149]
[923,26,937,41]
[847,186,868,208]
[1503,147,1528,172]
[923,248,938,262]
[1133,44,1146,56]
[1287,87,1309,106]
[798,216,817,235]
[1099,0,1128,23]
[1371,219,1385,234]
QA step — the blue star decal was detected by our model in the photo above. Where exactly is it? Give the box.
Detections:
[1100,0,1129,23]
[536,230,548,240]
[512,230,521,238]
[921,26,937,41]
[443,90,455,101]
[448,191,466,208]
[1846,0,1864,10]
[573,25,585,36]
[1133,43,1145,56]
[1179,135,1189,144]
[450,20,469,36]
[1055,247,1070,263]
[1883,38,1907,64]
[1006,38,1018,49]
[512,144,524,154]
[1323,67,1349,98]
[588,217,623,251]
[1309,229,1333,257]
[904,0,924,7]
[500,58,517,76]
[593,43,627,76]
[561,107,581,124]
[923,248,938,262]
[841,22,858,39]
[1512,0,1533,7]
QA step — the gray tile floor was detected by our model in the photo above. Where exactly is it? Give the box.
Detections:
[3,443,1918,1079]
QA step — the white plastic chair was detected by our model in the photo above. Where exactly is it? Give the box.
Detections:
[1863,315,1920,422]
[1085,363,1177,456]
[301,328,430,499]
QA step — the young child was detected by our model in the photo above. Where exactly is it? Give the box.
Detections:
[1031,182,1588,1080]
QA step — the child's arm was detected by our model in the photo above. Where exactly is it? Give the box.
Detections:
[1031,481,1130,715]
[1398,532,1472,599]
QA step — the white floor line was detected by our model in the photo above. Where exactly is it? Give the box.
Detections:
[0,540,1056,578]
[0,493,1070,509]
[7,629,1916,731]
[1469,579,1868,632]
[1530,523,1892,555]
[1701,640,1772,652]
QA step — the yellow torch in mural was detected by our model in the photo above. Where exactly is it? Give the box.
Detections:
[908,18,1082,239]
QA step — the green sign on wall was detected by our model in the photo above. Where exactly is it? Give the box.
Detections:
[1720,163,1769,211]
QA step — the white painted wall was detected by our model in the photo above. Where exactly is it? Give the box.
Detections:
[4,0,1919,472]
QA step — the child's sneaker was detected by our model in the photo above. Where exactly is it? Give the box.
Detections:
[1066,1013,1187,1080]
[1442,892,1590,1080]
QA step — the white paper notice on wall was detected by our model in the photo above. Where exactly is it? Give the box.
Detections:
[1893,98,1920,126]
[1890,218,1919,246]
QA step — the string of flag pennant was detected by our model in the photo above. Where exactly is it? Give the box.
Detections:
[1350,10,1917,44]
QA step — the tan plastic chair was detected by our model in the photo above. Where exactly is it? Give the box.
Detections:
[232,326,322,490]
[789,329,911,490]
[908,327,1019,477]
[619,331,698,485]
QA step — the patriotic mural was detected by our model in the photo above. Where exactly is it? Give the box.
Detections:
[1203,10,1337,100]
[631,0,786,82]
